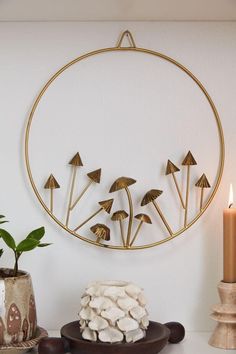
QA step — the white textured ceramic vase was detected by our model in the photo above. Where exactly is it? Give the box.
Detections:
[78,280,149,343]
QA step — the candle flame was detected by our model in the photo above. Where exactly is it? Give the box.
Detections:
[228,184,234,208]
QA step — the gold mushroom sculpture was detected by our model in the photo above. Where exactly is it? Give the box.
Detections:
[44,174,60,213]
[182,151,197,227]
[90,223,110,244]
[141,189,173,236]
[165,160,185,209]
[74,199,114,231]
[111,210,129,247]
[70,168,102,210]
[109,177,136,247]
[195,173,211,211]
[130,213,152,247]
[66,152,83,227]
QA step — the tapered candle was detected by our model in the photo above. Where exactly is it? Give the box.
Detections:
[223,184,236,283]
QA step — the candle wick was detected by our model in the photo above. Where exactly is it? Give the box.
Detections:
[229,203,233,209]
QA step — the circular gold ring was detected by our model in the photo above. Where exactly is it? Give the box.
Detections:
[25,45,225,250]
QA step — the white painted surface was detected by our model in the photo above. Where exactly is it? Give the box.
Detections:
[0,22,235,332]
[0,0,236,21]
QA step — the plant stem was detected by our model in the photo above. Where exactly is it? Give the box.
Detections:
[13,252,21,277]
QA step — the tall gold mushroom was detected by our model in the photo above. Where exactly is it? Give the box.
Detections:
[109,177,136,247]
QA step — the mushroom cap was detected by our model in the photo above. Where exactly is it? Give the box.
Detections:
[87,168,101,183]
[182,151,197,166]
[98,199,114,214]
[141,189,163,206]
[165,160,180,175]
[69,152,83,166]
[109,177,136,193]
[195,173,211,188]
[135,213,152,224]
[90,223,110,241]
[111,210,129,221]
[44,174,60,189]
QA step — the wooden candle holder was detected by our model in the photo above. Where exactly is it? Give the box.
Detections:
[209,281,236,349]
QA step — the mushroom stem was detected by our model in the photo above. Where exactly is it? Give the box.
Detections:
[184,165,190,227]
[96,236,102,244]
[50,189,53,213]
[130,221,143,247]
[74,208,102,231]
[152,200,173,236]
[172,172,185,209]
[125,187,134,247]
[200,187,204,211]
[119,220,126,247]
[70,180,93,210]
[66,166,77,227]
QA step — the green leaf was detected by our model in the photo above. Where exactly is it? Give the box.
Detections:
[0,215,5,219]
[0,229,16,250]
[38,243,52,247]
[27,227,45,241]
[16,238,39,252]
[0,249,3,257]
[0,221,8,225]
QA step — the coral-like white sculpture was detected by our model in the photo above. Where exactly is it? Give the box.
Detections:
[78,281,149,343]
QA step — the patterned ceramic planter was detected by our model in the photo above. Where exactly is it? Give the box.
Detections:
[0,269,37,345]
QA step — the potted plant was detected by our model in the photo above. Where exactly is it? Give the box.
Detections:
[0,215,50,346]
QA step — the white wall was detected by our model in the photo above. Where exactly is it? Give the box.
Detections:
[0,22,235,331]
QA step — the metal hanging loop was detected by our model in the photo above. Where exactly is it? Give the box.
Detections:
[117,30,136,48]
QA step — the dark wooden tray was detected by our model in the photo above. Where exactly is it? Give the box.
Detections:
[38,320,185,354]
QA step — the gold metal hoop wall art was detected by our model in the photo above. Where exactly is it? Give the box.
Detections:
[25,30,225,250]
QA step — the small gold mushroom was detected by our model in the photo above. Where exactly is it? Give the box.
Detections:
[165,160,185,209]
[66,152,83,227]
[90,223,110,244]
[141,189,173,236]
[109,177,136,247]
[130,213,152,247]
[111,210,129,247]
[74,199,114,231]
[70,168,102,210]
[44,174,60,213]
[182,151,197,227]
[195,173,211,211]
